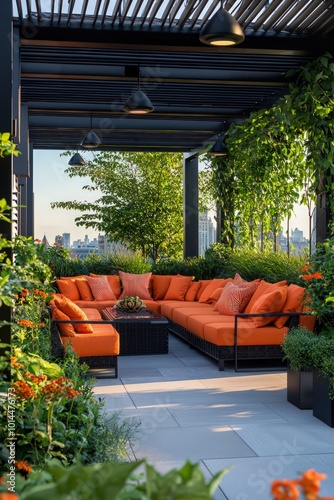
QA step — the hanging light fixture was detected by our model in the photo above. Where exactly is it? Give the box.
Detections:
[68,151,85,166]
[123,66,154,114]
[80,115,101,148]
[199,1,245,46]
[210,136,228,156]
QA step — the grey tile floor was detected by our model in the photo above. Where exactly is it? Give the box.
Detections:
[92,333,334,499]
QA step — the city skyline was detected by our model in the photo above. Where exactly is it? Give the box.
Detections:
[34,150,312,245]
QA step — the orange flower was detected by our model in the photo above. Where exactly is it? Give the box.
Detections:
[10,357,23,368]
[299,469,327,496]
[15,460,32,476]
[25,372,47,384]
[304,272,323,281]
[13,380,36,400]
[34,238,42,243]
[0,493,19,499]
[17,319,34,328]
[301,264,311,273]
[271,479,300,500]
[38,323,45,328]
[42,377,81,400]
[20,289,28,297]
[34,289,47,299]
[0,477,5,485]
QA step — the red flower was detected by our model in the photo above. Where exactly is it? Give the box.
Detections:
[304,272,324,281]
[301,264,311,273]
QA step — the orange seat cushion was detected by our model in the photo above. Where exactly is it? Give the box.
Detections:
[164,276,193,301]
[56,279,80,301]
[119,271,153,300]
[62,328,120,357]
[86,275,116,301]
[53,296,93,333]
[203,320,288,346]
[250,287,288,327]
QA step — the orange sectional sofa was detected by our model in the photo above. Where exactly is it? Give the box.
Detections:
[52,271,315,371]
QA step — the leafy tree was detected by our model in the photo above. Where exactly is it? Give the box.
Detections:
[51,151,184,263]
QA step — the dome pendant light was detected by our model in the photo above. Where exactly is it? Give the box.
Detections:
[199,2,245,46]
[68,151,85,166]
[80,115,101,149]
[210,136,228,156]
[123,67,154,114]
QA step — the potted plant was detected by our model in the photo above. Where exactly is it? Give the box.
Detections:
[309,333,334,427]
[281,327,315,409]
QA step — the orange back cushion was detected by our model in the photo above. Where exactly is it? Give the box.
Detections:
[164,276,193,301]
[195,280,212,301]
[75,279,94,301]
[53,296,93,333]
[56,279,80,301]
[199,278,233,303]
[274,284,305,329]
[243,280,287,314]
[250,287,288,327]
[185,281,201,301]
[151,275,174,300]
[52,308,76,337]
[86,275,116,301]
[119,271,153,300]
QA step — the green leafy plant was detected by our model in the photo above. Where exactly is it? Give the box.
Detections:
[0,458,230,500]
[281,327,317,371]
[0,132,20,158]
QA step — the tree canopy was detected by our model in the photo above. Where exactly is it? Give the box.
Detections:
[51,151,184,263]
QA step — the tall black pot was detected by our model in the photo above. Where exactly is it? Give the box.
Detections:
[313,369,334,427]
[287,362,313,409]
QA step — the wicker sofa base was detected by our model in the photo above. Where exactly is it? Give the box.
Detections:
[51,322,118,378]
[168,320,284,371]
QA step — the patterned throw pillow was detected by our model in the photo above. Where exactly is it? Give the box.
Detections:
[119,271,153,300]
[86,275,116,301]
[214,282,258,315]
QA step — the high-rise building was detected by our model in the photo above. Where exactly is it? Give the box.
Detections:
[98,234,133,256]
[199,212,216,256]
[63,233,70,249]
[55,234,64,247]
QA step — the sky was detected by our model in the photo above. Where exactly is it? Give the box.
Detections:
[33,150,312,245]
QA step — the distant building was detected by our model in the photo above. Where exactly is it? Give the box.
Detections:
[71,237,98,259]
[55,234,64,247]
[199,212,216,256]
[98,234,133,256]
[42,234,49,247]
[63,233,70,249]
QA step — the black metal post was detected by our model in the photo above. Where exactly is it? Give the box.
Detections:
[183,155,199,258]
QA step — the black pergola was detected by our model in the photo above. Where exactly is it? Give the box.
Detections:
[1,0,334,253]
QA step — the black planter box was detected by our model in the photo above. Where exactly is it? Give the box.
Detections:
[287,363,313,409]
[313,369,334,427]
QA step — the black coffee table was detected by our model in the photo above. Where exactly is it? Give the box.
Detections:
[102,308,169,356]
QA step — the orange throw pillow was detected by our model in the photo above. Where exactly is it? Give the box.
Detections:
[53,296,93,333]
[52,308,76,337]
[250,288,288,327]
[243,280,287,314]
[185,281,201,301]
[56,279,80,301]
[274,284,305,329]
[164,276,193,301]
[86,275,116,301]
[75,279,94,301]
[214,282,259,315]
[205,287,224,305]
[119,271,153,300]
[195,280,212,301]
[151,275,174,300]
[89,274,121,299]
[199,278,233,303]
